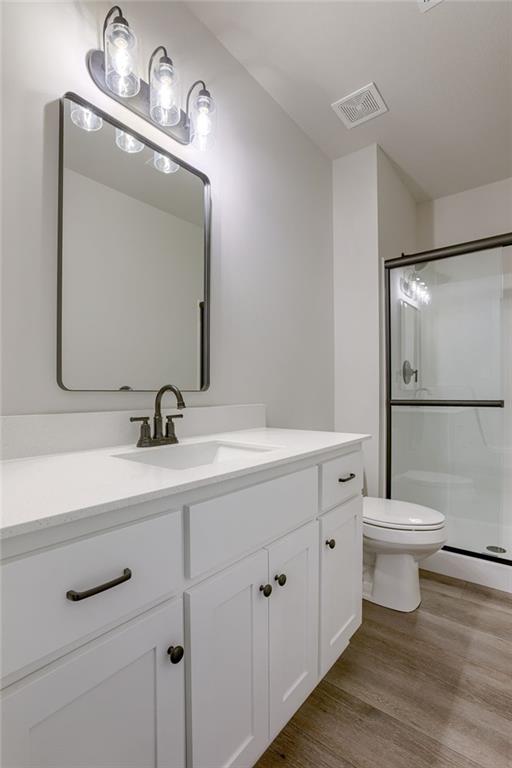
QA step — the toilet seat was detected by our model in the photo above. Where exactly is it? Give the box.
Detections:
[363,497,445,531]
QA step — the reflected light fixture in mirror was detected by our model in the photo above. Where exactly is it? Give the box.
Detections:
[115,128,144,153]
[149,46,180,127]
[70,103,103,132]
[152,152,180,174]
[103,5,140,98]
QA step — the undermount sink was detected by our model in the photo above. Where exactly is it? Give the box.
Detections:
[115,440,279,471]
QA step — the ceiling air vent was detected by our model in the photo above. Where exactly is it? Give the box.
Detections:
[331,82,388,129]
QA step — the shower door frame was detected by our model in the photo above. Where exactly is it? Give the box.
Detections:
[384,231,512,565]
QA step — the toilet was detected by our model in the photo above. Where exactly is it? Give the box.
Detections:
[362,497,447,612]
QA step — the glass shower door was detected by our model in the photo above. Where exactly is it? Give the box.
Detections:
[386,245,511,562]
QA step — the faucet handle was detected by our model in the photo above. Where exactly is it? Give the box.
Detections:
[130,416,151,447]
[165,413,183,441]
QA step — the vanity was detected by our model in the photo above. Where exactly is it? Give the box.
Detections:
[1,425,368,768]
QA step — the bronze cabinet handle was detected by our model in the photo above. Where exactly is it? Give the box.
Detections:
[259,584,272,598]
[66,568,132,602]
[167,645,184,664]
[274,574,287,587]
[338,473,356,483]
[326,539,336,549]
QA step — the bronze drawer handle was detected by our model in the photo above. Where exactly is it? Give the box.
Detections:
[66,568,132,602]
[338,473,356,483]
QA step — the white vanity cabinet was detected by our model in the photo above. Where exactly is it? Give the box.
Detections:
[319,496,363,676]
[267,521,319,738]
[1,600,185,768]
[1,437,366,768]
[186,522,320,768]
[186,550,270,768]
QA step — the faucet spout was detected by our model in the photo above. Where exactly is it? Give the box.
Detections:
[153,385,186,440]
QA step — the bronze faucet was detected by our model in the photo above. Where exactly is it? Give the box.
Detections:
[130,384,186,447]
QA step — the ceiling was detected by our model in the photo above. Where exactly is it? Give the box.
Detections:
[189,0,512,201]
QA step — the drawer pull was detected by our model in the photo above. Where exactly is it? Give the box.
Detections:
[326,539,336,549]
[66,568,132,602]
[338,473,356,483]
[167,645,184,664]
[275,573,287,587]
[259,584,273,598]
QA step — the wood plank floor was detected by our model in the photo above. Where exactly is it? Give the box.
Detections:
[256,571,512,768]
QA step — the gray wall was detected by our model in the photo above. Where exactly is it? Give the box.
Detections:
[1,2,334,430]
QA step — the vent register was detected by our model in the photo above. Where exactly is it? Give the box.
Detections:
[331,82,388,129]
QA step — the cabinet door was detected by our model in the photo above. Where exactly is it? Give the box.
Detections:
[1,600,185,768]
[186,550,269,768]
[266,522,319,739]
[319,496,362,677]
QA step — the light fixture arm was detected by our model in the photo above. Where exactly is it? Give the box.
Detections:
[148,45,169,82]
[102,6,125,45]
[185,80,208,119]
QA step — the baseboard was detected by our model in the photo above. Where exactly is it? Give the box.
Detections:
[421,549,512,593]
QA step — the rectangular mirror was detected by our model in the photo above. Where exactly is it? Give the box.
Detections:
[58,93,210,391]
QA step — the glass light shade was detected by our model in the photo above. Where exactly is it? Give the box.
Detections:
[115,128,144,153]
[104,21,140,97]
[153,152,179,174]
[190,91,216,151]
[150,57,180,127]
[70,103,103,132]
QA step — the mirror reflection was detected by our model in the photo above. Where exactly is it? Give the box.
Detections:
[59,95,210,391]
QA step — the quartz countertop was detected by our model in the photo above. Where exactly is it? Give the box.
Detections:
[1,428,370,538]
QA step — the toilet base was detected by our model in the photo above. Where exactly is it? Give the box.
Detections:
[363,553,421,612]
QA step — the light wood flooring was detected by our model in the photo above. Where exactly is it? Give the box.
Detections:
[256,570,512,768]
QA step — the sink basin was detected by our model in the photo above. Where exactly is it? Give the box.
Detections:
[115,441,279,471]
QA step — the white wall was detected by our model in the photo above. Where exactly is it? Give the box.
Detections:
[417,177,512,251]
[333,145,379,493]
[333,145,417,495]
[1,2,333,430]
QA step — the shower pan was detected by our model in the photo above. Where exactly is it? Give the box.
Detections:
[385,233,512,564]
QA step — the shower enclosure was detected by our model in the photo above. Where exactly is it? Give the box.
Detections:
[385,233,512,564]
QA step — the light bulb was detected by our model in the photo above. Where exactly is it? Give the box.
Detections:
[70,103,103,132]
[190,89,216,151]
[104,14,140,98]
[152,152,179,174]
[150,54,180,127]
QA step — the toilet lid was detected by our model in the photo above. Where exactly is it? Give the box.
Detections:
[363,497,445,530]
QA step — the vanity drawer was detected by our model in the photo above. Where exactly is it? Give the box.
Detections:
[186,467,318,579]
[320,451,363,511]
[1,512,181,680]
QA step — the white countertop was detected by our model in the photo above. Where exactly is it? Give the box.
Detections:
[1,428,369,539]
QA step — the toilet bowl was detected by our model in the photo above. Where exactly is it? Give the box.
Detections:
[363,497,446,612]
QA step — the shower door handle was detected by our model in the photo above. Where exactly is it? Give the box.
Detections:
[402,360,418,385]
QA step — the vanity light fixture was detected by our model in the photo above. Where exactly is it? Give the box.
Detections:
[70,102,103,132]
[152,151,179,174]
[103,5,140,98]
[115,128,144,153]
[87,10,217,150]
[187,81,216,151]
[149,46,180,127]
